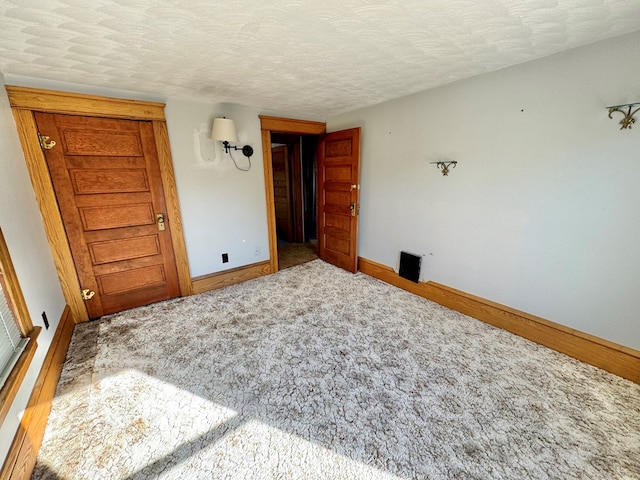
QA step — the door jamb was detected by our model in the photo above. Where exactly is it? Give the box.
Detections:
[6,86,193,323]
[259,116,326,273]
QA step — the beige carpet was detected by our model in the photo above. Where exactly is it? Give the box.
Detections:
[33,260,640,479]
[278,242,318,270]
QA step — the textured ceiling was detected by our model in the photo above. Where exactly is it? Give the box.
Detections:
[1,0,640,118]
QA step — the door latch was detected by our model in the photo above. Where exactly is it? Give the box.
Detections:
[350,203,356,217]
[81,289,95,300]
[156,213,166,231]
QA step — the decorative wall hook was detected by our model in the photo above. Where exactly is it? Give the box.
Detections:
[607,103,640,130]
[431,161,457,176]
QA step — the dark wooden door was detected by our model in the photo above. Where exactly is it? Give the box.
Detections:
[34,113,181,318]
[272,145,294,242]
[290,142,304,243]
[317,128,361,273]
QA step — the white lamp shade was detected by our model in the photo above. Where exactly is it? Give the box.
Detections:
[211,117,238,143]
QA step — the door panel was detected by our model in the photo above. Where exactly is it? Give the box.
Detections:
[99,265,166,295]
[62,131,143,156]
[34,113,181,318]
[317,128,361,273]
[89,236,160,264]
[324,165,352,181]
[71,169,149,193]
[79,204,155,230]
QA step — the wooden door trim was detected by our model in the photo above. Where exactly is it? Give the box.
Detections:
[259,115,325,273]
[152,121,193,297]
[6,86,166,120]
[7,86,192,322]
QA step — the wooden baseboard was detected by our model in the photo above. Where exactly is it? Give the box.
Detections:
[1,305,75,480]
[191,261,272,295]
[358,257,640,384]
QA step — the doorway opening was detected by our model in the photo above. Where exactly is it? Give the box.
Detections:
[259,116,326,274]
[260,116,361,274]
[271,133,319,270]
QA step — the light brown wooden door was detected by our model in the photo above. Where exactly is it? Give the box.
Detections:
[317,128,361,273]
[272,145,294,242]
[34,113,181,318]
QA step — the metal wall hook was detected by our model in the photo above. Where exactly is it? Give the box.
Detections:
[607,103,640,130]
[431,161,457,176]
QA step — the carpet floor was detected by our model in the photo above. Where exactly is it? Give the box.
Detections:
[277,242,318,270]
[33,260,640,479]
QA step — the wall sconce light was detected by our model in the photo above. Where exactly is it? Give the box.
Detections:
[211,117,254,171]
[431,161,457,176]
[607,103,640,130]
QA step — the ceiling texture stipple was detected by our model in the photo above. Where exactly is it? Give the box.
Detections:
[1,0,640,118]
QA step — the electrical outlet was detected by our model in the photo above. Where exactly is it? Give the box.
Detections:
[254,247,260,256]
[222,253,229,263]
[42,311,49,329]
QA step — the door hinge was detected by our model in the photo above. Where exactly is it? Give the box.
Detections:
[38,134,56,150]
[81,288,95,300]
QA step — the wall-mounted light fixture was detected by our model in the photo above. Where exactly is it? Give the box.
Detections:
[607,103,640,130]
[211,117,254,171]
[431,161,457,176]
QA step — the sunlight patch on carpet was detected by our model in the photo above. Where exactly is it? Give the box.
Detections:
[39,368,402,479]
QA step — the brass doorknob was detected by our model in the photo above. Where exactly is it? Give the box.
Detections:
[156,213,166,231]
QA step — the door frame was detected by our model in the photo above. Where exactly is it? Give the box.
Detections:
[259,116,326,273]
[6,86,193,323]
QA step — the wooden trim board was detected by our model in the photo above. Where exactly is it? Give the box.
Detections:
[191,261,272,295]
[0,327,41,427]
[152,120,193,297]
[6,86,166,120]
[260,128,279,274]
[9,108,88,322]
[358,257,640,384]
[258,115,326,135]
[0,227,41,426]
[1,306,75,480]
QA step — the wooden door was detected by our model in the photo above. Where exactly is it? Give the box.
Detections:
[290,142,304,243]
[272,145,294,242]
[34,113,181,318]
[317,128,361,273]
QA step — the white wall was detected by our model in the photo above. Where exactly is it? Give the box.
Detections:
[165,100,269,277]
[0,76,67,460]
[328,31,640,350]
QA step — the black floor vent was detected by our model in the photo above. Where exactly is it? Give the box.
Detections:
[399,251,421,283]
